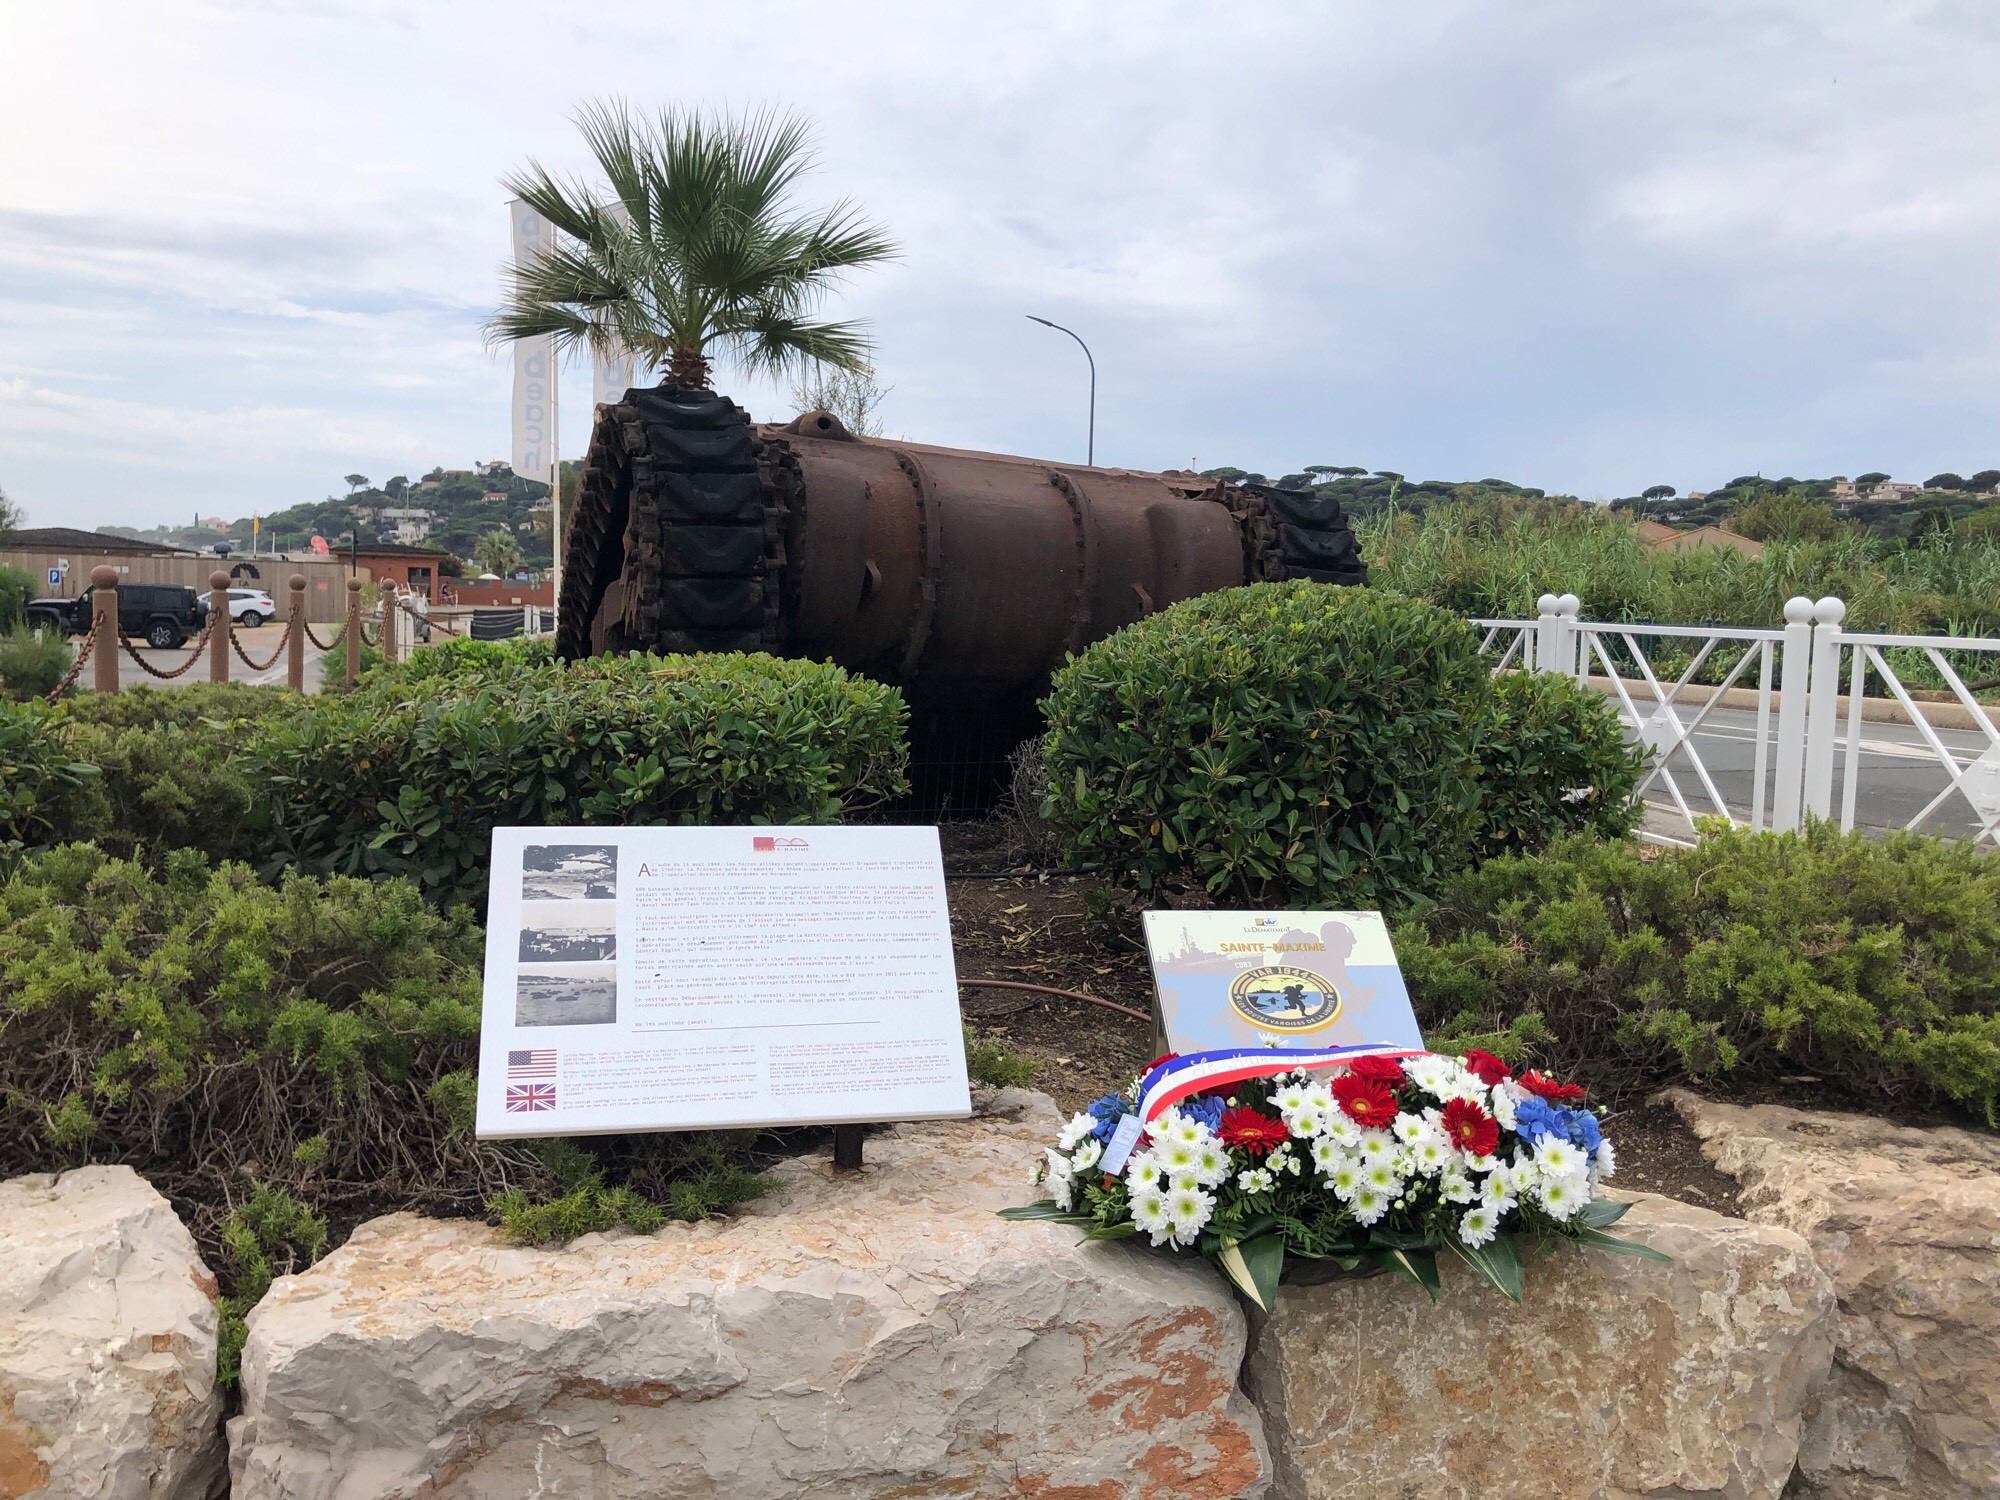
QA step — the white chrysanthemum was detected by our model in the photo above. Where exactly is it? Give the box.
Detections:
[1480,1170,1516,1206]
[1071,1137,1102,1172]
[1309,1136,1344,1172]
[1402,1054,1459,1096]
[1236,1167,1275,1194]
[1357,1129,1398,1164]
[1350,1184,1391,1225]
[1319,1113,1361,1148]
[1286,1108,1325,1137]
[1161,1110,1207,1147]
[1463,1151,1499,1174]
[1535,1137,1584,1179]
[1361,1159,1403,1196]
[1302,1082,1336,1113]
[1272,1084,1308,1115]
[1043,1151,1075,1210]
[1535,1171,1588,1220]
[1266,1144,1293,1171]
[1458,1204,1501,1248]
[1155,1137,1201,1178]
[1058,1112,1097,1150]
[1595,1140,1618,1178]
[1280,1150,1303,1175]
[1192,1141,1231,1188]
[1439,1168,1478,1205]
[1130,1190,1174,1246]
[1322,1155,1362,1200]
[1044,1148,1073,1183]
[1123,1149,1160,1191]
[1166,1186,1215,1244]
[1391,1112,1430,1145]
[1490,1085,1520,1131]
[1167,1169,1202,1195]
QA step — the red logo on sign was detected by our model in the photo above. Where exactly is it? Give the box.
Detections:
[753,836,776,851]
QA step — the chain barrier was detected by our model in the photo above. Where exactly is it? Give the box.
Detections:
[231,616,296,673]
[44,630,95,702]
[396,596,463,638]
[303,617,348,651]
[117,617,217,681]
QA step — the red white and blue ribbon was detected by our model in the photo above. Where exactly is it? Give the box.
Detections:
[1137,1044,1424,1125]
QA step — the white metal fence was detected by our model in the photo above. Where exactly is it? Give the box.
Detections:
[1476,594,2000,846]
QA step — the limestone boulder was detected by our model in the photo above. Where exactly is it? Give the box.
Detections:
[1241,1194,1835,1500]
[230,1089,1269,1500]
[1666,1090,2000,1500]
[0,1165,226,1500]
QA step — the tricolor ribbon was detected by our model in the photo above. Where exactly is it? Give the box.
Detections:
[1137,1043,1425,1125]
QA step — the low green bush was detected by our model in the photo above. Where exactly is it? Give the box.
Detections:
[0,844,785,1377]
[38,684,307,864]
[0,700,96,859]
[0,566,33,633]
[1394,823,2000,1120]
[214,1184,328,1385]
[963,1026,1038,1088]
[256,649,910,906]
[1040,581,1638,910]
[0,627,71,701]
[1474,671,1643,860]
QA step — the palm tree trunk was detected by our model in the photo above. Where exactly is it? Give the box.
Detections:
[665,347,712,391]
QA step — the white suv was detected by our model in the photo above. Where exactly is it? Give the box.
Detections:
[228,588,277,627]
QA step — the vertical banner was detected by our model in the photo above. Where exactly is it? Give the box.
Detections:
[592,199,637,408]
[508,199,555,479]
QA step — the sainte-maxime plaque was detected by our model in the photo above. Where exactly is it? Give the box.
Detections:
[475,826,971,1138]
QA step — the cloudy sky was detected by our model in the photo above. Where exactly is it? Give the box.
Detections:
[2,1,1996,529]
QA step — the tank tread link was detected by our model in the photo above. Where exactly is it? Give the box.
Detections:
[559,386,1367,692]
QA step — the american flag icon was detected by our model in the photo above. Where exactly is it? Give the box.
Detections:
[508,1049,556,1079]
[506,1083,556,1113]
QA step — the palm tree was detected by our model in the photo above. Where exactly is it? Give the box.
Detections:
[488,102,898,392]
[474,529,525,578]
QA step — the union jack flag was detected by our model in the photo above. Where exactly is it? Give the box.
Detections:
[506,1083,556,1112]
[508,1049,556,1079]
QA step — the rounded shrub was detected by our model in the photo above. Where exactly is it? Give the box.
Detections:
[1042,582,1495,909]
[1040,581,1638,909]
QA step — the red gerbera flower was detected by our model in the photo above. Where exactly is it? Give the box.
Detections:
[1346,1054,1407,1085]
[1461,1048,1512,1087]
[1219,1107,1290,1156]
[1331,1075,1398,1128]
[1441,1098,1500,1158]
[1517,1069,1588,1103]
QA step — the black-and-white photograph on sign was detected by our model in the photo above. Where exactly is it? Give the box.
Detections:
[521,843,617,901]
[516,961,618,1027]
[518,901,617,962]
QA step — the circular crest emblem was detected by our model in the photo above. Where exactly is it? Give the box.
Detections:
[1228,964,1341,1033]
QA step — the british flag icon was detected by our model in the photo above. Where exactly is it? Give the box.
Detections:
[506,1082,556,1113]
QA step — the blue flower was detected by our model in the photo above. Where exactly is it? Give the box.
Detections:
[1086,1093,1130,1144]
[1513,1096,1565,1143]
[1565,1109,1603,1153]
[1180,1096,1227,1132]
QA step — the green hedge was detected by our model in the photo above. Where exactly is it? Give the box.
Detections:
[1040,582,1639,909]
[0,701,96,859]
[1397,824,2000,1121]
[0,845,775,1378]
[256,648,909,906]
[0,627,71,702]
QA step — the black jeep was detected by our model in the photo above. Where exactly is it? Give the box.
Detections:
[26,582,209,650]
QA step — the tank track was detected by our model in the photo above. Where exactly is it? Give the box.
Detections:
[1227,482,1369,587]
[559,388,786,658]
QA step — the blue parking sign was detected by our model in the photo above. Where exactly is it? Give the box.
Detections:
[48,568,61,588]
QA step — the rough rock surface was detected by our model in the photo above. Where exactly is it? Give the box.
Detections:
[0,1165,226,1500]
[230,1089,1269,1499]
[1240,1194,1835,1500]
[1666,1090,2000,1500]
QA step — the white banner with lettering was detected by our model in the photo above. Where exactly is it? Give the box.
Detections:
[591,199,639,407]
[508,199,555,478]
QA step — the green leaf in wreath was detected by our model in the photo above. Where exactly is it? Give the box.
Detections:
[1211,1233,1286,1312]
[1444,1234,1525,1303]
[1084,1222,1140,1241]
[1574,1225,1674,1263]
[1582,1197,1633,1229]
[997,1202,1097,1227]
[1379,1246,1441,1299]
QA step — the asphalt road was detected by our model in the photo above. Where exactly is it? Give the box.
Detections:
[1626,700,2000,842]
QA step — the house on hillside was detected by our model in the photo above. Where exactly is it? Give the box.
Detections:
[1636,520,1764,557]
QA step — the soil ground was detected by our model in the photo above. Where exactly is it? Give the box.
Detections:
[938,822,1744,1216]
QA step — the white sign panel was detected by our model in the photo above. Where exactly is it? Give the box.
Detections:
[476,826,971,1138]
[1142,910,1425,1054]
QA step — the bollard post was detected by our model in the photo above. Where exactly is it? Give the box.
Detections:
[1533,593,1560,674]
[1803,596,1846,821]
[380,582,399,664]
[345,578,362,685]
[287,574,306,692]
[1770,596,1815,832]
[209,570,231,684]
[91,566,120,694]
[1556,593,1582,677]
[832,1124,865,1171]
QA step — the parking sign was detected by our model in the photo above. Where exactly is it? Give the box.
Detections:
[47,568,61,588]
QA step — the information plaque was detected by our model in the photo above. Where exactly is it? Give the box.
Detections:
[1142,909,1425,1054]
[475,826,972,1138]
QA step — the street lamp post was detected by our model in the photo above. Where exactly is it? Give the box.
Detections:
[1027,315,1095,467]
